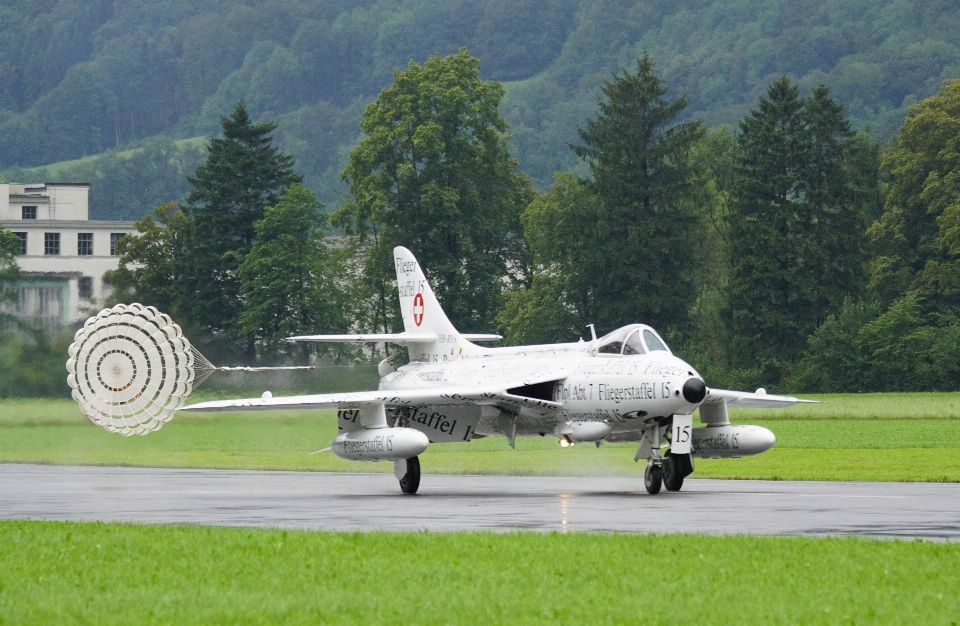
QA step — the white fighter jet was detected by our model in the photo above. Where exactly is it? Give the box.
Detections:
[182,246,812,495]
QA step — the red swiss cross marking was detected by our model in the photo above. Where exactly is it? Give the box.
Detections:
[413,293,425,326]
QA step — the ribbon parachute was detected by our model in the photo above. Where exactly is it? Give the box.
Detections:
[66,303,211,436]
[67,303,315,436]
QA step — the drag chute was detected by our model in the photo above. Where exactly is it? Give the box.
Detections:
[67,303,313,436]
[66,303,213,436]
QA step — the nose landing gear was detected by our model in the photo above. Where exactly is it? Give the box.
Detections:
[662,452,693,492]
[645,452,694,494]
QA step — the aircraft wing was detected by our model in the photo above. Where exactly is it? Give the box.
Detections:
[179,386,561,414]
[704,388,818,408]
[287,333,501,344]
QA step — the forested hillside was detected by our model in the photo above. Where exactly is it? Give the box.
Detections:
[1,0,958,218]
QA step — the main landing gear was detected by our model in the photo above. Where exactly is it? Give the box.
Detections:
[645,453,694,495]
[644,463,662,495]
[395,456,421,494]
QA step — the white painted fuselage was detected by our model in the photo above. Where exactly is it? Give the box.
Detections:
[181,246,806,470]
[380,344,698,435]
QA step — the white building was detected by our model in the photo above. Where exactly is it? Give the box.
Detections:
[1,183,137,328]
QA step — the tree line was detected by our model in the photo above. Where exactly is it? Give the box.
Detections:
[2,0,960,214]
[2,49,958,393]
[104,51,960,391]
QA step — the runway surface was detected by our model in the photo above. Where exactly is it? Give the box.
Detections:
[2,464,958,540]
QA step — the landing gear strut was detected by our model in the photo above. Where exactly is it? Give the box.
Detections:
[644,462,662,495]
[395,456,421,494]
[638,420,695,495]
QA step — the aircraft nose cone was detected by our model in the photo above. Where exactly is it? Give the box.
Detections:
[682,378,707,403]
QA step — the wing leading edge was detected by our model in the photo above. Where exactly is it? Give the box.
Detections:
[179,386,561,414]
[705,388,818,408]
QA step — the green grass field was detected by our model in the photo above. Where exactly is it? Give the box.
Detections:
[2,521,958,625]
[2,393,959,481]
[4,397,960,624]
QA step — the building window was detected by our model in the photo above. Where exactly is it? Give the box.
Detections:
[22,206,37,219]
[78,233,93,256]
[14,232,26,255]
[44,232,60,255]
[78,276,94,299]
[110,233,126,255]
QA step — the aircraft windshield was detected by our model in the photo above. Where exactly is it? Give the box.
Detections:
[598,341,622,354]
[643,329,668,352]
[595,324,671,355]
[622,330,646,355]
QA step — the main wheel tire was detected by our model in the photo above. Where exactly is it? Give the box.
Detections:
[644,463,662,495]
[399,456,421,494]
[662,454,684,492]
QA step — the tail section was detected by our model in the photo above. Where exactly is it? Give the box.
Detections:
[394,247,458,338]
[393,247,485,362]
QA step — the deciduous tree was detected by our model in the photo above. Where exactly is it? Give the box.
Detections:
[498,173,601,344]
[337,50,532,335]
[0,227,22,326]
[103,201,190,315]
[870,79,960,311]
[239,185,352,363]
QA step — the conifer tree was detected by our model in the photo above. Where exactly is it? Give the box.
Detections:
[182,102,301,356]
[800,86,870,322]
[728,77,807,371]
[727,78,869,374]
[569,54,704,336]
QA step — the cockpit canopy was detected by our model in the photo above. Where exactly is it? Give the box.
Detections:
[595,324,671,356]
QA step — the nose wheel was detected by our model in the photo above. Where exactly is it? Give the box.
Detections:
[395,456,421,494]
[662,455,683,492]
[644,462,662,494]
[662,452,694,492]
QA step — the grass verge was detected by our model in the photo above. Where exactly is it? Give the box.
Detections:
[2,394,960,481]
[2,520,958,625]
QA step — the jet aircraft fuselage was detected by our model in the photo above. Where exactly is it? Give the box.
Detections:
[180,246,809,494]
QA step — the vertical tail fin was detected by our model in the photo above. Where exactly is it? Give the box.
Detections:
[394,246,458,336]
[393,246,480,361]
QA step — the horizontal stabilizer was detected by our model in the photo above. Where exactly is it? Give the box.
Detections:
[286,333,501,345]
[287,333,437,345]
[461,334,503,342]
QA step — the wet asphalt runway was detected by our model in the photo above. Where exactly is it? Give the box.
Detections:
[1,464,958,540]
